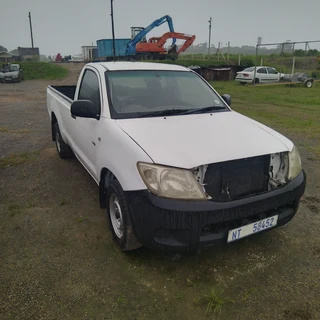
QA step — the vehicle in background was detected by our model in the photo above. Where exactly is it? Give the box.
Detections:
[0,63,24,83]
[46,62,306,253]
[281,72,314,88]
[125,15,176,57]
[69,55,84,63]
[135,32,196,60]
[235,66,284,85]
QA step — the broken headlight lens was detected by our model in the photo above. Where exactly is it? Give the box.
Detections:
[137,162,207,200]
[288,145,302,180]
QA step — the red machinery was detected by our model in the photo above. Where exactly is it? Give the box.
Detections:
[136,32,196,57]
[55,53,62,62]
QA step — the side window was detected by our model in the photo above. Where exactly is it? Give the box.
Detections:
[78,69,101,114]
[267,68,277,74]
[257,68,267,74]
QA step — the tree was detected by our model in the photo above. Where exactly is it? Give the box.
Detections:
[0,45,8,52]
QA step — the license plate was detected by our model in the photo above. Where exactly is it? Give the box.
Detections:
[227,215,278,243]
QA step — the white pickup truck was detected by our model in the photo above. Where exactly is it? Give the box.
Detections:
[47,62,306,253]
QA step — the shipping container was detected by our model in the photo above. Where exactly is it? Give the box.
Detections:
[97,39,130,59]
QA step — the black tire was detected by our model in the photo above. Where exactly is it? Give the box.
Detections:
[253,78,259,84]
[305,80,313,88]
[54,122,73,159]
[106,180,142,251]
[240,82,246,86]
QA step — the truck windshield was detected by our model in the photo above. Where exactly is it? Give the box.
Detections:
[105,70,228,119]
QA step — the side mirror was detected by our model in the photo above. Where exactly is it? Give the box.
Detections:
[221,94,231,106]
[70,100,99,119]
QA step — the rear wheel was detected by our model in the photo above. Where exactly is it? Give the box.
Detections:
[106,180,142,251]
[305,80,313,88]
[54,122,73,159]
[253,78,260,84]
[240,82,246,86]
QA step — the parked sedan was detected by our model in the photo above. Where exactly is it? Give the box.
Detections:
[235,66,284,85]
[0,64,24,83]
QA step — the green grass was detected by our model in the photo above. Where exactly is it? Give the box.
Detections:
[19,62,68,80]
[0,151,38,168]
[204,287,234,315]
[0,127,31,134]
[212,80,320,155]
[0,127,9,132]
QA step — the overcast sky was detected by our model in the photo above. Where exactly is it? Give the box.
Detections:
[1,0,320,56]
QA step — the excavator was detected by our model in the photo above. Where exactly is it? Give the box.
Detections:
[125,15,176,56]
[136,32,196,59]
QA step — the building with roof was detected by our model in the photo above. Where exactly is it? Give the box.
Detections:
[17,47,40,61]
[0,51,20,62]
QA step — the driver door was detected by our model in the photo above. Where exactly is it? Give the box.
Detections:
[266,67,280,82]
[70,68,102,180]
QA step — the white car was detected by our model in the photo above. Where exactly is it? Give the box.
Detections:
[236,66,284,85]
[46,62,306,253]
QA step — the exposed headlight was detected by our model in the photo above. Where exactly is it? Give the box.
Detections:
[288,145,302,180]
[137,162,207,200]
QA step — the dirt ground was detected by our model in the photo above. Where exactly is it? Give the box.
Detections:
[0,63,319,320]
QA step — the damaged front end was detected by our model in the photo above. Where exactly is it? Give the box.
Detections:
[193,152,290,202]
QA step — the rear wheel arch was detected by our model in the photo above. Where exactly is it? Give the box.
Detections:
[51,112,58,141]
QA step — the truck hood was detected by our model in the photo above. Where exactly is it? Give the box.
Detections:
[115,111,293,169]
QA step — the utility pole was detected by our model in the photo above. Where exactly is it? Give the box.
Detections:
[208,17,212,56]
[110,0,116,60]
[28,12,34,48]
[227,41,230,60]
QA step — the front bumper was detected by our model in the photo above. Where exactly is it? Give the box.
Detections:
[126,171,306,253]
[2,77,19,82]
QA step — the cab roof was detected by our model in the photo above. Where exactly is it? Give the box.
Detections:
[89,61,189,72]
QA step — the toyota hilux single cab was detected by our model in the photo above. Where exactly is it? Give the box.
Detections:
[46,62,306,253]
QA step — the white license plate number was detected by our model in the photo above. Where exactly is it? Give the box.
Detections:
[227,215,278,243]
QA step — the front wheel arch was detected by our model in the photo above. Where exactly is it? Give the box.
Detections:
[99,167,118,209]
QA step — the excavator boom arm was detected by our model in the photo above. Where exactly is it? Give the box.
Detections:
[156,32,196,54]
[125,15,176,55]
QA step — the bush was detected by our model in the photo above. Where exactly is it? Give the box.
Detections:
[239,57,254,68]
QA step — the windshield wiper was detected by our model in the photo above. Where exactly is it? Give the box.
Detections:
[180,106,226,115]
[138,106,226,118]
[139,109,189,118]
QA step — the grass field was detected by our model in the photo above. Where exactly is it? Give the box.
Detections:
[18,62,68,80]
[212,81,320,156]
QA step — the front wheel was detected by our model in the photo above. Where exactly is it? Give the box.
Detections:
[106,180,142,251]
